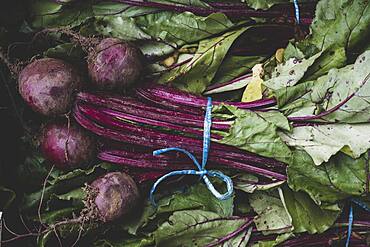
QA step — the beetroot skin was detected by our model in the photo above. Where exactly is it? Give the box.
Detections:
[88,38,143,91]
[90,172,140,222]
[40,121,96,169]
[18,58,82,116]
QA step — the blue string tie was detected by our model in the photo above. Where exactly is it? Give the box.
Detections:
[149,97,234,206]
[345,198,370,247]
[345,204,353,247]
[293,0,300,24]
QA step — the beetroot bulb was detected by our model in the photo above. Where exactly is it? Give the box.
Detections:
[89,172,140,222]
[88,38,143,91]
[18,58,82,116]
[40,121,96,169]
[31,172,139,233]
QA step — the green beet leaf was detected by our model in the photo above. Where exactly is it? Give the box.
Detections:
[276,49,370,123]
[249,189,293,235]
[153,210,252,247]
[282,186,340,234]
[287,150,367,204]
[125,183,234,235]
[215,105,292,164]
[31,0,93,28]
[297,0,370,58]
[263,51,322,91]
[135,11,234,47]
[159,27,247,94]
[280,123,370,165]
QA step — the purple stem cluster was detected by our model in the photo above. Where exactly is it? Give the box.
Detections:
[73,88,287,180]
[136,84,277,112]
[107,0,315,24]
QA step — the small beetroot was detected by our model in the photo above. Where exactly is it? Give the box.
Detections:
[88,38,143,91]
[90,172,140,222]
[18,58,82,116]
[40,121,96,169]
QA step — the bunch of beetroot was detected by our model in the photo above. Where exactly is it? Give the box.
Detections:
[19,38,143,169]
[17,37,144,223]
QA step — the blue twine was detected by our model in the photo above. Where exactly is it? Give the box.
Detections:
[351,198,370,213]
[345,204,353,247]
[293,0,300,24]
[344,198,370,246]
[149,97,234,206]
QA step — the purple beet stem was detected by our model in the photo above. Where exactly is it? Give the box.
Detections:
[136,85,277,110]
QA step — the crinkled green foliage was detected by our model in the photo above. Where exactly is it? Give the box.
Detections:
[212,55,265,85]
[263,51,322,91]
[125,182,234,235]
[215,104,292,163]
[159,27,247,94]
[249,190,293,234]
[297,0,370,57]
[287,150,367,204]
[282,186,340,234]
[233,173,285,193]
[280,123,370,165]
[276,50,370,123]
[153,210,251,246]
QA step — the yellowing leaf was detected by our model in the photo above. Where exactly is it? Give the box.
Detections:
[241,63,265,102]
[242,77,263,102]
[340,145,355,158]
[275,48,285,63]
[161,52,179,67]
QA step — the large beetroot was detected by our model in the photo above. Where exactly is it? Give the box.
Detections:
[40,121,96,169]
[89,172,140,222]
[88,38,143,91]
[18,58,82,116]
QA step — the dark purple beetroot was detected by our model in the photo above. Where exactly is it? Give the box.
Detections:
[40,121,96,169]
[18,58,82,116]
[90,172,140,222]
[88,38,143,91]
